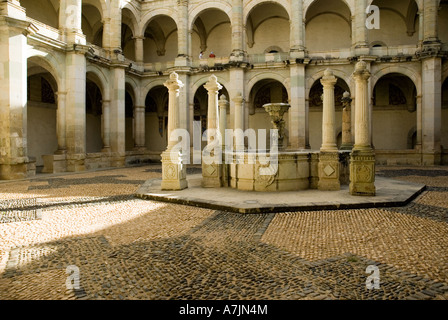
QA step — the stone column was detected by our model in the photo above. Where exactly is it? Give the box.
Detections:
[109,62,127,167]
[233,92,244,151]
[354,0,369,55]
[161,72,187,190]
[289,63,307,149]
[230,0,245,61]
[65,46,87,172]
[229,68,245,129]
[176,0,189,66]
[134,106,146,150]
[101,100,111,152]
[134,36,145,65]
[340,92,353,150]
[56,91,67,154]
[290,0,305,58]
[59,0,85,45]
[0,1,37,179]
[219,95,229,186]
[102,17,111,49]
[202,75,223,188]
[109,2,122,51]
[421,56,442,165]
[320,69,338,152]
[423,0,439,44]
[318,69,340,191]
[350,61,375,196]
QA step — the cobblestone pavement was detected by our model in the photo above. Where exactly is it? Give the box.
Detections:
[0,165,448,300]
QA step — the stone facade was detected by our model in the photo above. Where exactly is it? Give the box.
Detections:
[1,0,448,180]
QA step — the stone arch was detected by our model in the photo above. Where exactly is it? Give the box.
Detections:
[303,0,354,18]
[140,9,178,37]
[190,75,230,105]
[86,64,110,100]
[143,79,167,101]
[371,66,421,96]
[367,0,422,12]
[189,2,233,30]
[246,72,290,102]
[244,0,291,23]
[27,53,63,91]
[305,68,353,99]
[82,0,108,20]
[122,6,140,38]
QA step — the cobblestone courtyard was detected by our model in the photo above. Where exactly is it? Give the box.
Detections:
[0,165,447,300]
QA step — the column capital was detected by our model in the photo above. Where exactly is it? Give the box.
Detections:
[218,95,229,109]
[232,92,244,104]
[204,74,223,93]
[353,61,371,80]
[320,68,337,87]
[164,72,184,92]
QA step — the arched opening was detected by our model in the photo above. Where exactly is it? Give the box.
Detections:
[81,3,103,46]
[369,0,419,47]
[191,9,231,59]
[122,8,138,61]
[305,0,351,52]
[372,73,417,150]
[21,0,59,29]
[145,86,169,152]
[193,84,229,149]
[248,79,289,148]
[27,59,58,170]
[245,2,290,54]
[308,77,350,150]
[143,15,178,63]
[85,76,103,153]
[122,22,136,61]
[440,0,448,47]
[125,85,135,151]
[442,77,448,149]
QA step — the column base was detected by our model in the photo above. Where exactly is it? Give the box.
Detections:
[161,150,188,191]
[0,161,35,180]
[42,154,67,174]
[66,153,86,172]
[318,152,340,191]
[349,149,376,196]
[202,163,223,188]
[422,152,442,166]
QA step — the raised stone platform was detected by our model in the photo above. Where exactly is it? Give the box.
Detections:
[135,174,426,214]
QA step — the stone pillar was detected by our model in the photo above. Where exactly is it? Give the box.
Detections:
[55,91,67,154]
[102,17,111,49]
[423,0,439,44]
[421,56,442,165]
[0,1,37,179]
[229,68,245,129]
[134,106,146,150]
[318,69,340,191]
[101,100,111,152]
[289,63,307,149]
[233,92,244,151]
[109,62,127,167]
[290,0,305,58]
[354,0,369,55]
[65,47,87,172]
[350,61,375,196]
[340,91,353,150]
[161,72,187,190]
[177,72,189,131]
[230,0,245,61]
[320,69,338,152]
[219,95,229,186]
[59,0,85,45]
[418,11,424,46]
[202,75,223,188]
[176,0,189,66]
[134,36,145,65]
[109,2,122,51]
